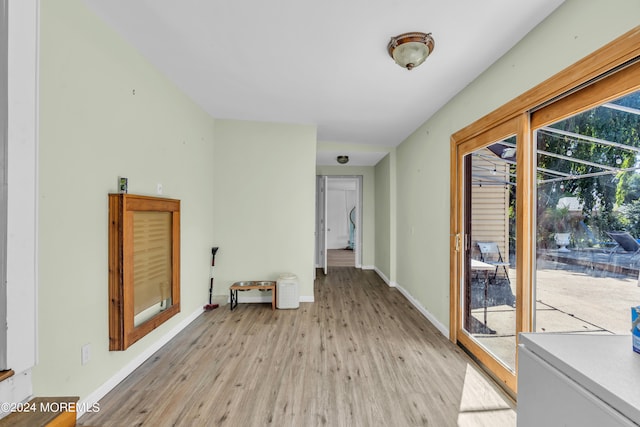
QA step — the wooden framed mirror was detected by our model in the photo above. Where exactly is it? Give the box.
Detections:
[108,193,180,351]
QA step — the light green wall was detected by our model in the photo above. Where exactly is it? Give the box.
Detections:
[395,0,640,328]
[35,0,216,398]
[213,119,317,299]
[35,0,318,402]
[316,165,375,267]
[374,154,391,280]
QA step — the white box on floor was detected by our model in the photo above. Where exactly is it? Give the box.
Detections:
[277,273,299,309]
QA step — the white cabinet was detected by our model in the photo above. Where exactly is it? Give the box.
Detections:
[518,334,640,427]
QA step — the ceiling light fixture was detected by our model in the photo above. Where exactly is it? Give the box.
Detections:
[388,32,435,70]
[337,155,349,164]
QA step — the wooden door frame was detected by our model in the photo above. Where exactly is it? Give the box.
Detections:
[450,116,526,393]
[450,26,640,395]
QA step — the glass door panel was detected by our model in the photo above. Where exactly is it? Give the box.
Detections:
[534,89,640,335]
[461,135,518,373]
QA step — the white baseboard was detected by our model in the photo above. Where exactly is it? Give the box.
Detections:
[373,267,397,288]
[361,265,375,270]
[300,295,314,303]
[372,269,449,338]
[394,285,448,337]
[76,307,204,419]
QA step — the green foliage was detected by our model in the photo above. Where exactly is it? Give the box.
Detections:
[586,210,623,244]
[536,199,580,249]
[616,201,640,238]
[616,172,640,205]
[537,91,640,236]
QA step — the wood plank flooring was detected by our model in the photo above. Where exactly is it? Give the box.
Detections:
[327,249,355,267]
[79,268,515,427]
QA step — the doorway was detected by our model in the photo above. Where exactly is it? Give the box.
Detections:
[316,176,362,272]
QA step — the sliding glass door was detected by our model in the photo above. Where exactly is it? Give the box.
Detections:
[532,69,640,337]
[454,117,525,393]
[451,46,640,396]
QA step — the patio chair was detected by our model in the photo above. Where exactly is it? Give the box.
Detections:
[606,231,640,264]
[579,221,615,249]
[476,242,511,285]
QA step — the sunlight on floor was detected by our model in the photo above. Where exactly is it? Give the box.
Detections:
[457,364,516,427]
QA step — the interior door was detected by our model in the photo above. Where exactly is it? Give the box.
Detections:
[317,176,328,274]
[0,0,7,370]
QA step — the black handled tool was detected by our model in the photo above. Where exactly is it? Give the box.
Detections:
[204,247,219,310]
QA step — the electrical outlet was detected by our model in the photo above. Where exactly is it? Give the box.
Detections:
[156,183,163,195]
[81,343,91,365]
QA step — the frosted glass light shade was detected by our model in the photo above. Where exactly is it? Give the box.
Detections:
[388,32,435,70]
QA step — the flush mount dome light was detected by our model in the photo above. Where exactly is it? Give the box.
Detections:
[337,155,349,164]
[388,32,435,70]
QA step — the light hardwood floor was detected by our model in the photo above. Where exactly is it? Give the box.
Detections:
[79,268,515,427]
[327,249,355,267]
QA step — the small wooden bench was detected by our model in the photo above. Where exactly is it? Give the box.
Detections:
[229,282,276,311]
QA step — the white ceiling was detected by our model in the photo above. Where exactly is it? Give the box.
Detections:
[83,0,564,165]
[316,151,389,167]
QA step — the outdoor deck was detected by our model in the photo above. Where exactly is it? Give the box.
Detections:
[469,247,640,369]
[541,247,640,278]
